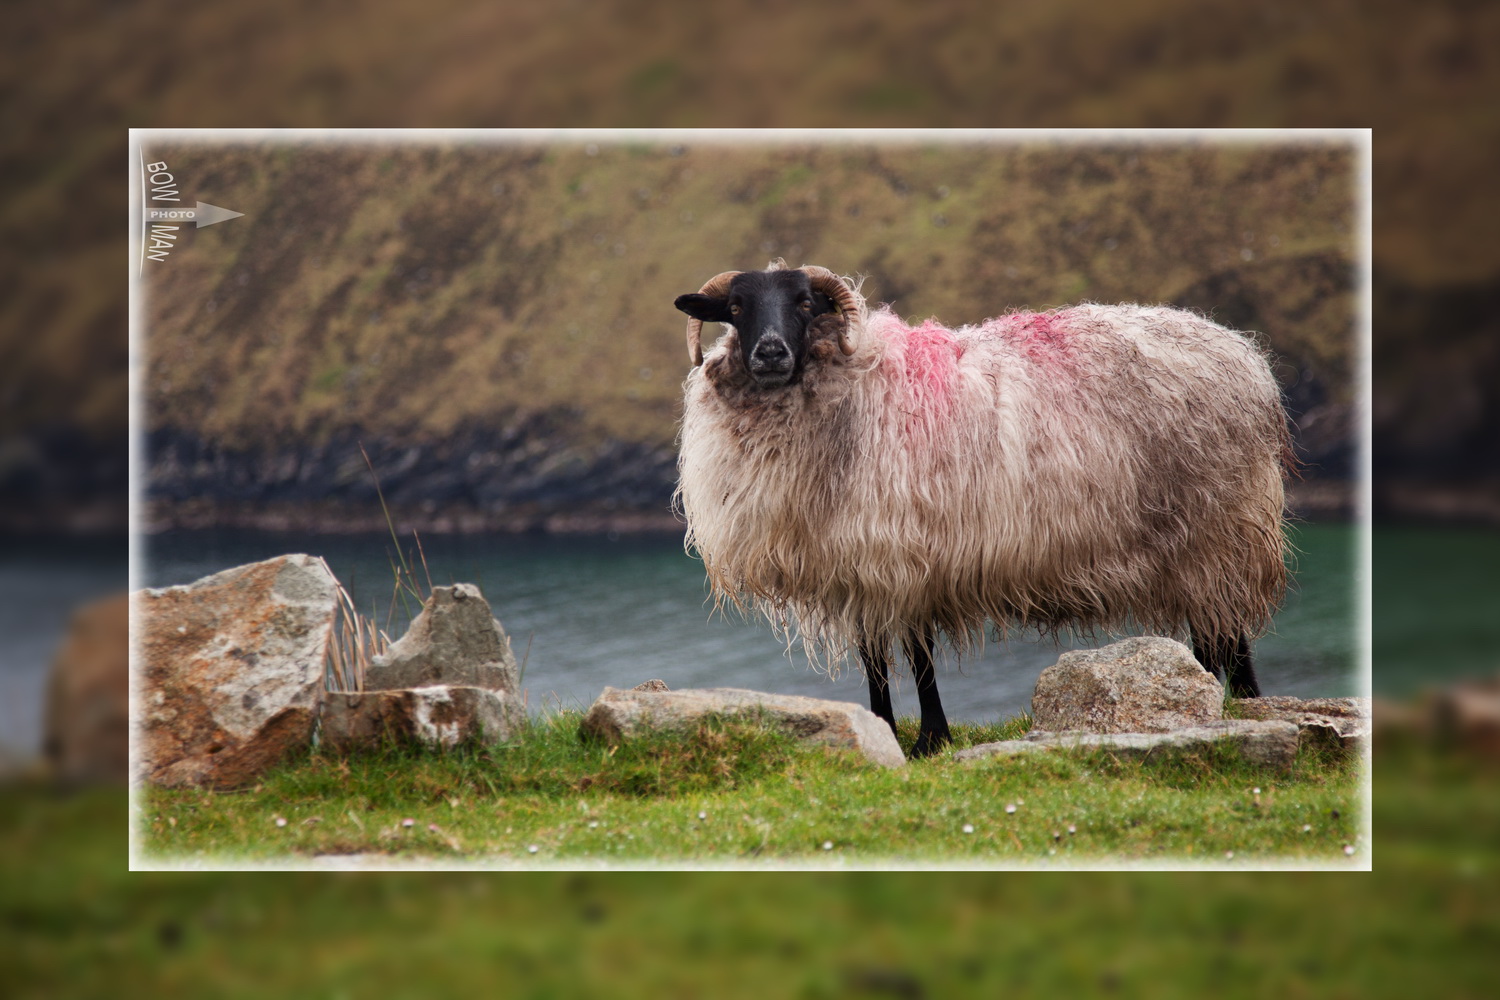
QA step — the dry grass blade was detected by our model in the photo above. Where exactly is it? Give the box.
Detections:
[326,578,390,693]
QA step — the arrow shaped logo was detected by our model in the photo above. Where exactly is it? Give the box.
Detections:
[144,202,245,228]
[139,152,248,273]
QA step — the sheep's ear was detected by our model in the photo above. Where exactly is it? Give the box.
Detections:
[675,293,731,322]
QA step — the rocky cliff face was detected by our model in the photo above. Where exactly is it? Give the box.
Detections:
[143,416,681,534]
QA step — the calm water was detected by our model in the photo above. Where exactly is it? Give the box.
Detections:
[1373,524,1500,695]
[136,523,1362,724]
[0,536,129,755]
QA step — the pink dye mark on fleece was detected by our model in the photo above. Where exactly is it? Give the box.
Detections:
[981,310,1077,369]
[870,309,960,440]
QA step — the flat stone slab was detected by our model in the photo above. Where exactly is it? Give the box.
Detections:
[579,686,906,768]
[320,685,522,751]
[955,719,1302,772]
[364,584,518,693]
[1031,637,1224,734]
[136,554,337,788]
[1232,696,1371,756]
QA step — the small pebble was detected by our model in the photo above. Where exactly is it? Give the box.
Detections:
[697,811,707,820]
[274,817,287,828]
[822,841,833,851]
[962,823,975,834]
[1005,803,1017,814]
[1302,824,1312,833]
[527,844,539,854]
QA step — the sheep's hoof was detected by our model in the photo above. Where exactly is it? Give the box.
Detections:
[910,729,952,759]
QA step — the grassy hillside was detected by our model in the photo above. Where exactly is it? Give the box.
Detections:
[142,140,1356,462]
[6,0,1496,526]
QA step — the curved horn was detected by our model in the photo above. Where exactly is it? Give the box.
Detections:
[801,266,860,356]
[685,270,741,366]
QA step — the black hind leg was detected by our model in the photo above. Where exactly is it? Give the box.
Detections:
[1191,629,1261,699]
[859,636,898,739]
[904,627,952,758]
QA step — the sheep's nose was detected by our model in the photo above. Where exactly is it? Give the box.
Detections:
[753,334,790,364]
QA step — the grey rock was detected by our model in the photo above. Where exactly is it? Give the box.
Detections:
[579,686,906,768]
[1031,637,1224,734]
[956,719,1301,771]
[633,679,670,692]
[320,685,522,751]
[1233,695,1372,757]
[136,554,337,788]
[365,584,518,693]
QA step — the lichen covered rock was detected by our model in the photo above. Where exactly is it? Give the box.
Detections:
[363,584,517,693]
[1031,637,1224,734]
[136,554,336,788]
[580,686,906,768]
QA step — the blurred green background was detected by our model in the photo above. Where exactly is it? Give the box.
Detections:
[3,0,1498,993]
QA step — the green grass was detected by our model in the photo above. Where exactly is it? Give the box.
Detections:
[136,712,1360,866]
[4,742,1495,997]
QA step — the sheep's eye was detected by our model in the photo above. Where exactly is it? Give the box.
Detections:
[799,299,812,312]
[729,304,741,316]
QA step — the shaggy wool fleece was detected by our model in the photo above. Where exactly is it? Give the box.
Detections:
[677,285,1290,664]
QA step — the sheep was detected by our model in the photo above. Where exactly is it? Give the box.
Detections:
[673,261,1292,757]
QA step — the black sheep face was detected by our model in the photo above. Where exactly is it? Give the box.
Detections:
[675,270,836,389]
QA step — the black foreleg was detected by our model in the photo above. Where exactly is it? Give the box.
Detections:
[1191,628,1261,699]
[904,627,952,758]
[859,636,898,740]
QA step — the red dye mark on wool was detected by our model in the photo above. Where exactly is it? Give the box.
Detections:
[982,310,1077,369]
[871,309,959,441]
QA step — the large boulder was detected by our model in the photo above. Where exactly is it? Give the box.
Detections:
[363,584,518,692]
[1030,637,1224,734]
[43,592,130,784]
[321,583,524,750]
[136,554,337,788]
[579,686,906,768]
[320,686,518,751]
